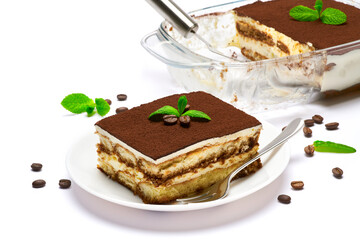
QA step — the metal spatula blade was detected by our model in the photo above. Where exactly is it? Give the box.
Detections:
[145,0,241,62]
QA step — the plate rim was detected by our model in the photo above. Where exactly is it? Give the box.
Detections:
[66,120,290,212]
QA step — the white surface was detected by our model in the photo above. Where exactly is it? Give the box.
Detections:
[66,121,289,211]
[1,0,360,239]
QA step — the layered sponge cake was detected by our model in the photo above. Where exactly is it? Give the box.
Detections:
[95,92,262,204]
[167,0,360,61]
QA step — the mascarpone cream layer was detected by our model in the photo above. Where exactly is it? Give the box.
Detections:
[95,124,261,165]
[97,145,258,186]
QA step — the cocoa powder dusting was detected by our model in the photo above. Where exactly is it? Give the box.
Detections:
[95,92,261,160]
[234,0,360,49]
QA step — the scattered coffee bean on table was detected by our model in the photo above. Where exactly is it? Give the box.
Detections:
[105,99,112,105]
[163,115,178,125]
[59,179,72,189]
[291,181,304,190]
[332,167,343,178]
[312,114,324,124]
[117,94,127,101]
[179,115,191,127]
[116,107,128,114]
[32,179,46,188]
[304,145,315,156]
[31,163,43,172]
[304,119,315,127]
[278,194,291,204]
[325,122,339,130]
[303,127,312,137]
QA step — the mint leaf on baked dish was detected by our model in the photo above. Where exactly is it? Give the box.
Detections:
[182,110,211,121]
[149,106,180,118]
[314,0,323,17]
[289,6,319,22]
[177,95,188,115]
[95,98,111,116]
[148,95,211,122]
[320,8,347,25]
[289,0,347,25]
[61,93,110,117]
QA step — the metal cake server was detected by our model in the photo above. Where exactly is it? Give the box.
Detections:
[145,0,241,62]
[176,118,304,204]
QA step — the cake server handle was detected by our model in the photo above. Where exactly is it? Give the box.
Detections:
[145,0,198,38]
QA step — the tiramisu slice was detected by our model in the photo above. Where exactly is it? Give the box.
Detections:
[167,0,360,60]
[95,91,262,204]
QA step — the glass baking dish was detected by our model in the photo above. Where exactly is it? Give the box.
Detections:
[141,0,360,112]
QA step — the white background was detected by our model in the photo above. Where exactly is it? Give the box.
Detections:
[1,0,359,239]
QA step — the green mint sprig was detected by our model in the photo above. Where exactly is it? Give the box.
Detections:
[61,93,110,117]
[149,95,211,120]
[289,0,347,25]
[313,140,356,153]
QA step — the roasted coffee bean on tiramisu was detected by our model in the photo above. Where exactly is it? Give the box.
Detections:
[163,115,178,125]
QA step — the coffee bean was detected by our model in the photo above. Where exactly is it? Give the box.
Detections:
[117,94,127,101]
[303,127,312,137]
[163,115,178,125]
[184,104,190,113]
[277,194,291,204]
[291,181,304,190]
[32,179,46,188]
[325,122,339,130]
[312,114,323,124]
[105,99,112,105]
[304,145,315,156]
[179,115,191,127]
[31,163,43,172]
[116,107,128,114]
[59,179,72,189]
[304,119,315,127]
[332,167,343,179]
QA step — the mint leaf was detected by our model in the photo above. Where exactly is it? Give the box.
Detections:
[149,106,180,118]
[320,8,347,25]
[95,98,110,116]
[177,95,187,115]
[314,0,323,17]
[61,93,95,114]
[313,140,356,153]
[182,110,211,120]
[289,6,319,22]
[87,109,96,117]
[86,105,95,115]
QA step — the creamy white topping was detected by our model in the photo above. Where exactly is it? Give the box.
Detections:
[95,124,262,165]
[321,49,360,92]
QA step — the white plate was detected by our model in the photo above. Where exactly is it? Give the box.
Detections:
[66,121,290,212]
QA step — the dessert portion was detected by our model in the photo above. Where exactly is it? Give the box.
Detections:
[163,0,360,95]
[95,91,262,204]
